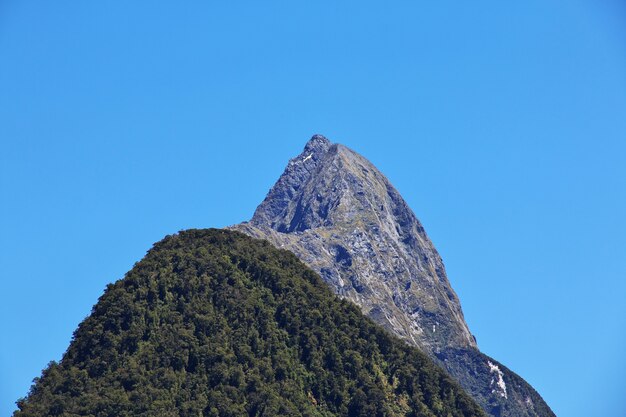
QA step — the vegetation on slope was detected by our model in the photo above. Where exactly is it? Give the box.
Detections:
[15,229,485,417]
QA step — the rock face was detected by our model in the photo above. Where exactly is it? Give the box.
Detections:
[232,135,555,417]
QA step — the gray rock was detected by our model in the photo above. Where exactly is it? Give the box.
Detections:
[230,135,555,417]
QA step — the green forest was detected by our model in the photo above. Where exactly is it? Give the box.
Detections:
[15,229,485,417]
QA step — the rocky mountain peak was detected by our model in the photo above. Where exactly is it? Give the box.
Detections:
[304,134,331,153]
[233,135,555,417]
[242,137,476,351]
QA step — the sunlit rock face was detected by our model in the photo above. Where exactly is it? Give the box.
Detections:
[231,135,555,417]
[238,135,474,351]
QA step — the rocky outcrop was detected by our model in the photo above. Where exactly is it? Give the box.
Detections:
[231,135,555,417]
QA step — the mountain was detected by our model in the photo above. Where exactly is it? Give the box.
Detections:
[232,135,555,417]
[15,229,485,417]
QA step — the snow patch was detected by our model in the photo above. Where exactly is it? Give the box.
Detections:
[302,153,313,162]
[487,361,508,399]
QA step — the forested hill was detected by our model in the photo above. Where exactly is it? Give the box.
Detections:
[15,229,485,417]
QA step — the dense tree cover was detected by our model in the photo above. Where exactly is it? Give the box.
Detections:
[15,229,485,417]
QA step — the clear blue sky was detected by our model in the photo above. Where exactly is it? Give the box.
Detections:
[1,1,625,416]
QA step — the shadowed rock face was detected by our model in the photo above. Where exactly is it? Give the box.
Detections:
[231,135,555,417]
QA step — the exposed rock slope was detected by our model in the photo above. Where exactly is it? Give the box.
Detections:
[232,135,554,417]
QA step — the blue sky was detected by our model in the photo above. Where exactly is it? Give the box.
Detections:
[1,1,625,416]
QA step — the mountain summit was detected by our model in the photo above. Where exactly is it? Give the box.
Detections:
[241,135,474,352]
[234,135,554,417]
